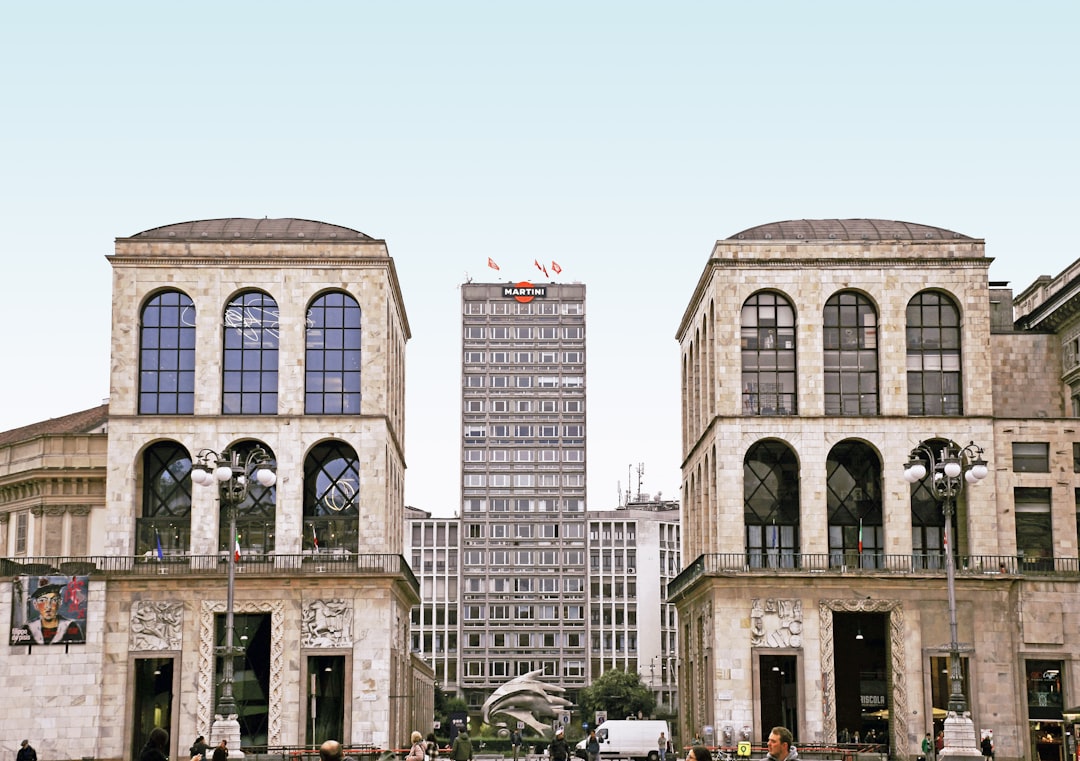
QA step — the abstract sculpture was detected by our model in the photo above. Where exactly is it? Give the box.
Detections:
[481,669,573,736]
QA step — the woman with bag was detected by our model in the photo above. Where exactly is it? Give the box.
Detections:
[407,732,426,761]
[425,733,441,761]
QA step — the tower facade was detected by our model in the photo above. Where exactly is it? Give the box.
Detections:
[458,281,587,708]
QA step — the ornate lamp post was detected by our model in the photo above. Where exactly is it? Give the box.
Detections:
[192,446,277,756]
[903,440,988,751]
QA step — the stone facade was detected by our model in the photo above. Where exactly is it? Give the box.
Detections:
[0,219,428,761]
[673,219,1080,761]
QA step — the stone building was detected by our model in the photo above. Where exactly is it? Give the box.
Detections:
[0,218,428,761]
[673,219,1080,761]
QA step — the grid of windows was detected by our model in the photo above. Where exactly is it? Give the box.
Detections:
[305,291,361,414]
[741,292,797,415]
[223,291,279,414]
[906,291,962,415]
[823,291,879,415]
[140,290,196,415]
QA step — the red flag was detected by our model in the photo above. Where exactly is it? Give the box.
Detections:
[551,261,562,274]
[535,259,544,273]
[487,257,500,271]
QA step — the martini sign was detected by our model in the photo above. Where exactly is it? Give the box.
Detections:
[503,282,547,303]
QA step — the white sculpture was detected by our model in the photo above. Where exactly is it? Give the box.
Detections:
[481,669,573,736]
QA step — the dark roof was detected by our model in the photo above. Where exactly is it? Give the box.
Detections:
[727,219,974,242]
[0,404,109,448]
[123,218,373,242]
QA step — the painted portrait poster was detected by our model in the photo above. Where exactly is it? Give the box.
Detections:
[9,574,88,646]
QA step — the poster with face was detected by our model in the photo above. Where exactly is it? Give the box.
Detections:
[9,574,88,645]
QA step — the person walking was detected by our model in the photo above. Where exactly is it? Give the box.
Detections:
[212,740,229,761]
[426,733,441,761]
[586,730,600,761]
[139,728,170,761]
[407,731,427,761]
[763,727,798,761]
[549,729,570,761]
[511,730,523,761]
[191,736,211,761]
[17,740,37,761]
[319,740,357,761]
[658,733,668,761]
[451,730,474,761]
[921,733,933,761]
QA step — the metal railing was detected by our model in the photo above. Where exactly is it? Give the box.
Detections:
[667,551,1079,599]
[0,553,419,594]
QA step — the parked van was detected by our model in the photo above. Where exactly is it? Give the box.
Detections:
[576,719,672,761]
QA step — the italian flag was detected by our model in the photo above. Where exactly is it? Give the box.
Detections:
[234,534,242,563]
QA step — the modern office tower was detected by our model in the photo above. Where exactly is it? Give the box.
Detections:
[406,506,461,693]
[588,498,681,715]
[458,281,588,709]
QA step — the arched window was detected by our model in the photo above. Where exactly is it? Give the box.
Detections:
[303,441,360,553]
[910,437,949,569]
[217,440,277,555]
[823,291,878,415]
[741,292,797,415]
[827,440,883,569]
[306,291,362,414]
[906,291,962,415]
[137,442,192,555]
[223,291,279,415]
[744,440,800,567]
[139,290,195,414]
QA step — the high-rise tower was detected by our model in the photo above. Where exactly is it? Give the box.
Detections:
[458,281,587,709]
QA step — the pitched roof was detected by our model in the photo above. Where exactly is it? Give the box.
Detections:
[0,404,109,448]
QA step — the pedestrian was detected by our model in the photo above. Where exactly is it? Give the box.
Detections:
[451,730,474,761]
[319,740,356,761]
[935,732,944,755]
[658,733,668,761]
[191,736,211,761]
[511,730,523,761]
[586,730,600,761]
[763,727,798,761]
[407,731,426,761]
[17,740,37,761]
[139,728,170,761]
[921,732,933,761]
[426,733,442,761]
[687,749,712,761]
[549,729,569,761]
[212,740,229,761]
[980,733,994,760]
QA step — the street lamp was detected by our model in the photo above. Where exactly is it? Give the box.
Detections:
[903,440,988,721]
[192,445,277,755]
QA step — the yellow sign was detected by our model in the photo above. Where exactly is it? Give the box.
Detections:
[737,742,752,757]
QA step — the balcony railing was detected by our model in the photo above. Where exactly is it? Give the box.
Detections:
[667,552,1078,599]
[0,553,419,595]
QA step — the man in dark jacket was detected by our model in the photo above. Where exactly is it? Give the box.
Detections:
[549,730,570,761]
[451,731,473,761]
[17,740,37,761]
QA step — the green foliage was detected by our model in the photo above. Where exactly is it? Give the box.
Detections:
[578,669,656,723]
[434,683,469,734]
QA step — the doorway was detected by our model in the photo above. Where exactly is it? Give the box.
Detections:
[132,657,173,761]
[215,613,271,748]
[760,654,798,741]
[834,612,889,746]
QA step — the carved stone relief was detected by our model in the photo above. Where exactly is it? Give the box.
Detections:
[301,599,353,647]
[751,598,804,648]
[130,600,184,651]
[198,599,285,745]
[819,599,907,761]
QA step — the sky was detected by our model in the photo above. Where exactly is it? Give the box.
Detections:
[1,2,1077,516]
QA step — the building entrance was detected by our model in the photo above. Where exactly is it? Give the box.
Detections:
[833,612,889,746]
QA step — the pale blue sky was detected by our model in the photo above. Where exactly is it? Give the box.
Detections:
[1,2,1077,515]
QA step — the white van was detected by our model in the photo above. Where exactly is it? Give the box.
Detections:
[576,719,672,761]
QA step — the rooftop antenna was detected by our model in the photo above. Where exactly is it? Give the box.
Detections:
[636,463,645,502]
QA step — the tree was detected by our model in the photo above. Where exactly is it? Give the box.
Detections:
[579,669,656,723]
[434,683,469,737]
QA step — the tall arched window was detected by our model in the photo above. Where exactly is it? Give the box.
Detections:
[137,442,192,555]
[139,290,195,414]
[744,440,800,567]
[741,292,797,415]
[823,291,879,415]
[223,291,279,415]
[303,441,360,553]
[906,291,962,415]
[827,440,883,569]
[217,440,277,555]
[306,291,362,414]
[910,437,950,569]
